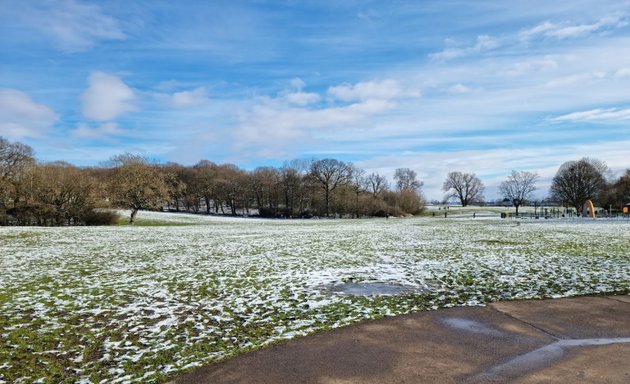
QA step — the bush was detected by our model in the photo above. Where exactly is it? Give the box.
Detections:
[83,210,121,226]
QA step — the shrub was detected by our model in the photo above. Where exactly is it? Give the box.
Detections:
[83,210,121,226]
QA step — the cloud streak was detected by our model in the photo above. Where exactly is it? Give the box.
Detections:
[551,108,630,123]
[70,122,127,139]
[520,15,628,41]
[429,35,499,61]
[13,0,126,52]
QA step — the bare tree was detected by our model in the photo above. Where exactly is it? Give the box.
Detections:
[498,170,539,215]
[442,171,485,207]
[394,168,423,191]
[364,173,389,198]
[0,137,35,214]
[193,160,219,213]
[279,167,300,215]
[0,137,35,180]
[348,164,366,217]
[251,167,281,212]
[550,158,607,214]
[309,158,353,217]
[108,154,171,224]
[612,169,630,206]
[163,162,188,212]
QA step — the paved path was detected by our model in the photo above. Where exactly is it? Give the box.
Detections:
[169,296,630,383]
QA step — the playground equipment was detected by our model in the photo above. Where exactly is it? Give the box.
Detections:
[582,200,595,218]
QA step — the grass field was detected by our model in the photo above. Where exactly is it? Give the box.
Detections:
[1,211,629,383]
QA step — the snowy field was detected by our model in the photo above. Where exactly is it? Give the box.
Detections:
[1,211,629,383]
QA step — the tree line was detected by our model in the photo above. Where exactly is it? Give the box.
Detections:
[440,158,630,217]
[0,138,425,225]
[2,137,629,226]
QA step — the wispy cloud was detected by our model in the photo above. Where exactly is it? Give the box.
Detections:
[519,15,628,41]
[328,79,419,101]
[429,35,499,61]
[170,87,209,108]
[230,79,416,159]
[81,72,136,121]
[14,0,126,52]
[70,122,126,139]
[447,83,474,94]
[544,71,607,88]
[502,56,560,76]
[551,108,630,123]
[0,89,58,139]
[282,91,321,106]
[615,67,630,77]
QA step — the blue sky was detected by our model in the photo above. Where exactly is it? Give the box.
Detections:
[2,0,630,200]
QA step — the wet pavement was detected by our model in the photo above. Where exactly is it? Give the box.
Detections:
[168,296,630,384]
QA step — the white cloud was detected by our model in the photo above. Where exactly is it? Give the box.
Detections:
[544,71,606,88]
[327,79,417,102]
[429,35,499,61]
[81,72,136,121]
[0,88,58,139]
[70,122,126,139]
[17,0,125,52]
[503,56,560,76]
[551,108,630,122]
[290,77,306,90]
[448,83,473,94]
[230,80,405,159]
[283,91,321,106]
[520,15,628,41]
[171,87,209,108]
[615,67,630,77]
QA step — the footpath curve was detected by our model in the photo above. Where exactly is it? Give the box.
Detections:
[169,295,630,384]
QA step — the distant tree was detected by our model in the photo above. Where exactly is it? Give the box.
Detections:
[348,164,366,217]
[280,160,310,216]
[309,158,353,217]
[612,169,630,206]
[162,162,188,212]
[108,154,171,224]
[550,158,608,214]
[0,137,35,214]
[364,173,389,198]
[29,162,98,225]
[498,170,539,215]
[193,160,219,213]
[0,137,35,180]
[391,168,425,215]
[226,166,251,216]
[442,171,485,207]
[394,168,423,192]
[251,166,281,211]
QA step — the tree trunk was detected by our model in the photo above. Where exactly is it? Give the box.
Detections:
[129,208,138,224]
[205,196,211,214]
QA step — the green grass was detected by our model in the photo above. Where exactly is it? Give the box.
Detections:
[117,216,193,226]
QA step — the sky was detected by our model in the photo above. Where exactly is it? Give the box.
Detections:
[1,0,630,201]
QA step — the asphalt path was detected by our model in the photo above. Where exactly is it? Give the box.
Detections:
[168,296,630,383]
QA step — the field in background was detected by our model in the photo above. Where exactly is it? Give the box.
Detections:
[1,212,629,383]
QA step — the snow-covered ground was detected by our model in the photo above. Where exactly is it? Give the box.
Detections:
[1,211,629,383]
